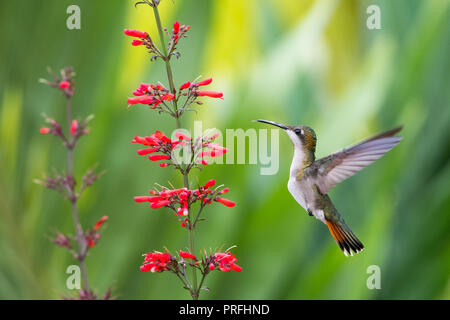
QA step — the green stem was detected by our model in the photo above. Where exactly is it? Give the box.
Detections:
[151,3,182,128]
[151,2,197,299]
[66,97,90,293]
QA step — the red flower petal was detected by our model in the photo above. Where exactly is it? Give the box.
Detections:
[137,148,158,155]
[179,81,191,90]
[180,251,196,260]
[215,198,236,207]
[40,128,51,134]
[148,154,170,161]
[195,90,223,99]
[124,29,148,38]
[195,78,212,87]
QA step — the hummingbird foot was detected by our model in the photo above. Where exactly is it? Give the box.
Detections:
[307,209,313,217]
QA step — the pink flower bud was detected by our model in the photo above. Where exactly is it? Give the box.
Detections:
[40,128,51,134]
[70,120,78,136]
[209,263,215,271]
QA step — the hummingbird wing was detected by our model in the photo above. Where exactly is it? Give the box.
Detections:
[304,127,402,195]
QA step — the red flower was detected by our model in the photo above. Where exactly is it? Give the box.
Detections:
[127,96,155,105]
[180,251,196,260]
[132,40,145,46]
[94,216,108,231]
[148,154,170,161]
[179,81,191,90]
[195,90,223,99]
[137,148,158,155]
[195,78,212,87]
[124,29,148,38]
[40,127,51,134]
[70,120,78,136]
[140,251,171,273]
[214,252,241,272]
[59,81,70,89]
[215,198,236,207]
[204,179,215,188]
[173,21,180,34]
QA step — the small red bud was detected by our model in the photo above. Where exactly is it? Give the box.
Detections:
[59,81,70,89]
[40,128,51,134]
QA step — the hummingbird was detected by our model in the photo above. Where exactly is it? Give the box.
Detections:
[257,120,402,256]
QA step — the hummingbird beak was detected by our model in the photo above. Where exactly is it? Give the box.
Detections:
[256,119,288,130]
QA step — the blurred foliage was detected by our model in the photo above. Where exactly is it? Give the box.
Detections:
[0,0,449,299]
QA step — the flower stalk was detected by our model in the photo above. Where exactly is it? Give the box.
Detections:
[127,0,240,300]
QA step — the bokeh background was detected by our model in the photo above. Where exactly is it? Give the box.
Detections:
[0,0,449,299]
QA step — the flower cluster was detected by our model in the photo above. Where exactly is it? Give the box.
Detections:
[39,66,75,98]
[126,77,222,119]
[140,249,241,275]
[134,179,235,228]
[124,21,190,61]
[85,216,109,249]
[51,215,108,257]
[132,130,228,169]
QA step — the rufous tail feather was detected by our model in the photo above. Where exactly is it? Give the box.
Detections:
[325,219,364,256]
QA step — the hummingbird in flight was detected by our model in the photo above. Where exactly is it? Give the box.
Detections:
[257,120,402,256]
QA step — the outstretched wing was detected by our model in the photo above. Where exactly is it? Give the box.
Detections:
[304,127,402,195]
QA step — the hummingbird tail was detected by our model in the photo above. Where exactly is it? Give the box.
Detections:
[325,220,364,256]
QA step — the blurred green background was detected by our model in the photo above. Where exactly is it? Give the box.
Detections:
[0,0,449,299]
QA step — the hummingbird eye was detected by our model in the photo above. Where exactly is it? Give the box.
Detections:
[295,128,303,135]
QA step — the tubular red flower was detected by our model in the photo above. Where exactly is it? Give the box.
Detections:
[179,81,191,90]
[132,40,145,46]
[159,163,169,167]
[200,160,209,165]
[180,251,196,260]
[195,78,212,87]
[137,148,158,155]
[59,81,70,89]
[134,196,152,203]
[40,127,51,134]
[195,90,223,99]
[204,179,215,188]
[173,21,180,34]
[127,96,155,105]
[94,216,108,231]
[209,263,215,271]
[150,200,172,209]
[124,29,148,38]
[148,154,170,161]
[215,198,236,207]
